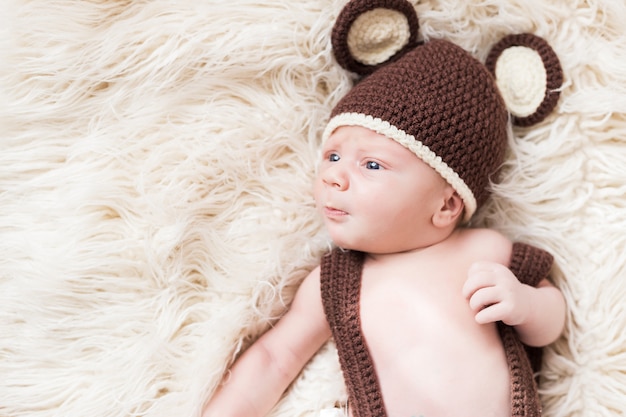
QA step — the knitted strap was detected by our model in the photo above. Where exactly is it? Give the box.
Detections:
[498,323,542,417]
[503,242,554,417]
[510,242,553,288]
[320,248,387,417]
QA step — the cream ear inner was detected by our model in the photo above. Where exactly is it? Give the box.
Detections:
[494,46,547,118]
[347,8,410,66]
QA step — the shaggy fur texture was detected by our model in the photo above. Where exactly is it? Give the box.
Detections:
[1,1,625,416]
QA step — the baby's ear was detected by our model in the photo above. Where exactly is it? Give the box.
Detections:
[485,34,563,127]
[433,189,465,228]
[331,0,421,76]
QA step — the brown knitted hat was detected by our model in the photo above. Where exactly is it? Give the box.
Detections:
[324,0,563,221]
[325,40,508,220]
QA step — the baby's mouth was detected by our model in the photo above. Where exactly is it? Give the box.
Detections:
[324,206,348,217]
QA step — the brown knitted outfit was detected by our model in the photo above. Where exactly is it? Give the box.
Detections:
[320,244,553,417]
[320,1,563,415]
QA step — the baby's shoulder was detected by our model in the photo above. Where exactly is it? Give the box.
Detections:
[457,227,511,244]
[455,227,513,265]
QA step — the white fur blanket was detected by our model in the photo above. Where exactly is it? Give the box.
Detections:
[2,1,626,416]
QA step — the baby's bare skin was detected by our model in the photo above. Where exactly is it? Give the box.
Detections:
[357,228,512,417]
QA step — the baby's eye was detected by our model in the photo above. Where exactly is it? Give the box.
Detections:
[366,161,382,170]
[328,153,340,162]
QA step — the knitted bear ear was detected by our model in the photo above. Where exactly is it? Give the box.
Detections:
[486,33,563,127]
[331,0,421,76]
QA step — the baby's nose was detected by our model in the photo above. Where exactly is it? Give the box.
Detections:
[322,165,349,190]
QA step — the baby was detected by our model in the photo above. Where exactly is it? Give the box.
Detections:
[203,1,566,416]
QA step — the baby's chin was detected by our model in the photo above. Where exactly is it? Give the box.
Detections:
[327,235,360,252]
[331,235,428,255]
[329,236,385,254]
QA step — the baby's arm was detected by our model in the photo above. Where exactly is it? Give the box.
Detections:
[202,266,331,417]
[463,261,565,347]
[460,231,566,347]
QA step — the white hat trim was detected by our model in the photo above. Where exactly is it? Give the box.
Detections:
[323,112,477,221]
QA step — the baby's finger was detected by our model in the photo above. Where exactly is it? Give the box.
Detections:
[474,302,509,324]
[463,267,497,299]
[467,286,501,312]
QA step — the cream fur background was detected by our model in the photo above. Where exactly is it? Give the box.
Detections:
[1,0,625,416]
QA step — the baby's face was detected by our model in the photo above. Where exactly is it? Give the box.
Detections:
[314,125,450,253]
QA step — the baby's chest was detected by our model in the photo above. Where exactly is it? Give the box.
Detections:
[356,267,507,402]
[358,265,482,350]
[348,253,510,415]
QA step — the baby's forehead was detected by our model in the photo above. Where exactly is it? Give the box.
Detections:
[325,125,391,146]
[325,125,415,155]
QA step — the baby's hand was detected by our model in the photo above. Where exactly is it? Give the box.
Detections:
[462,261,532,326]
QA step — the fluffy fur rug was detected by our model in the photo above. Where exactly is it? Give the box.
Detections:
[2,0,626,416]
